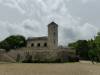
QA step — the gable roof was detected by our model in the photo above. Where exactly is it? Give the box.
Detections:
[48,22,58,27]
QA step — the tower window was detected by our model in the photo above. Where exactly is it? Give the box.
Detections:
[54,32,56,36]
[37,43,40,47]
[54,40,56,44]
[44,43,47,47]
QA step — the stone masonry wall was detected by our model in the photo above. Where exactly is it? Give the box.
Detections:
[5,48,75,62]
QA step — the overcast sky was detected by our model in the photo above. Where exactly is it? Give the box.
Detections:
[0,0,99,45]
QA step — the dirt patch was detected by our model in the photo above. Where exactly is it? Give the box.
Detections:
[0,63,100,75]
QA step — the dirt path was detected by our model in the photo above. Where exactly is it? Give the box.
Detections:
[80,60,93,64]
[0,63,100,75]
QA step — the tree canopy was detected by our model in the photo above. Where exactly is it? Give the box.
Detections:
[68,32,100,62]
[0,35,26,51]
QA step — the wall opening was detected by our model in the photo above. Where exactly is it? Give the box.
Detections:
[54,32,56,36]
[31,43,34,47]
[37,43,40,47]
[54,40,56,44]
[44,43,47,47]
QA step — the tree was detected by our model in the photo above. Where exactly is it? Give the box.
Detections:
[68,42,77,49]
[0,35,26,51]
[94,32,100,48]
[88,47,100,63]
[68,40,90,59]
[74,40,89,59]
[88,49,96,64]
[68,32,100,61]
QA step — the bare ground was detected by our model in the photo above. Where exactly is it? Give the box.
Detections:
[0,62,100,75]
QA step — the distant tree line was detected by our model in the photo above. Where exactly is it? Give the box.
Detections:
[68,32,100,62]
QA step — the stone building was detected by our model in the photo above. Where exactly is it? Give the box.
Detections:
[27,22,58,49]
[0,22,75,62]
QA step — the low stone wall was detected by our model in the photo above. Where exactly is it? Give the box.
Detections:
[4,48,76,63]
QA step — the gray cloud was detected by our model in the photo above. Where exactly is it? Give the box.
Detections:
[0,0,99,46]
[67,0,100,26]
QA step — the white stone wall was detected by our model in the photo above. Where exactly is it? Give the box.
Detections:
[27,40,48,48]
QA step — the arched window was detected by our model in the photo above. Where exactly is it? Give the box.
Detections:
[44,43,47,47]
[31,43,34,47]
[37,43,40,47]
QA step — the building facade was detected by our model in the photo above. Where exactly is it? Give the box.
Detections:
[27,22,58,49]
[0,22,75,62]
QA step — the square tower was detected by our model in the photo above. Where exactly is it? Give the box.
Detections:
[48,22,58,49]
